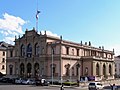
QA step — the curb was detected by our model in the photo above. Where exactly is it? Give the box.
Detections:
[49,85,88,89]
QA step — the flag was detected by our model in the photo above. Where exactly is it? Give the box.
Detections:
[36,10,40,20]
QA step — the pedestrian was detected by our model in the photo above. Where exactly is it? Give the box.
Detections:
[60,84,64,90]
[110,83,117,90]
[113,84,117,90]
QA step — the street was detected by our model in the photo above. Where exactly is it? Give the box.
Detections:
[1,83,120,90]
[0,83,86,90]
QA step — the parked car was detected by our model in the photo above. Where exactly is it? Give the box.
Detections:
[22,79,35,85]
[35,79,49,86]
[15,78,23,84]
[0,78,13,83]
[88,82,104,90]
[35,79,41,86]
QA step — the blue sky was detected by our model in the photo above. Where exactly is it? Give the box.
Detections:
[0,0,120,56]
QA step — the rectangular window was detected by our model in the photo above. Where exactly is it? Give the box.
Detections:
[2,58,5,63]
[77,49,79,56]
[2,65,5,70]
[3,52,5,56]
[72,49,74,55]
[66,47,69,55]
[76,67,78,76]
[91,51,96,56]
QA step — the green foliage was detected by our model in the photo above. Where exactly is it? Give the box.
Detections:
[63,81,77,86]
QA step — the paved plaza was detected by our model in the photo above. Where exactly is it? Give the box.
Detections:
[0,84,87,90]
[1,82,120,90]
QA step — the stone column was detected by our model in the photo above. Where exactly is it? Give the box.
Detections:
[106,63,109,76]
[24,62,27,77]
[15,62,18,76]
[105,63,109,79]
[93,62,96,76]
[99,62,103,80]
[112,62,115,76]
[99,62,103,76]
[17,61,19,76]
[31,62,34,78]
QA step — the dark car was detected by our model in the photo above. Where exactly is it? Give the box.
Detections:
[35,79,41,86]
[1,78,12,83]
[35,79,49,86]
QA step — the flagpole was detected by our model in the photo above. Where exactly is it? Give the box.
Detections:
[36,15,38,32]
[36,0,38,32]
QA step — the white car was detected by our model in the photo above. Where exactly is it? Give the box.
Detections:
[88,82,104,90]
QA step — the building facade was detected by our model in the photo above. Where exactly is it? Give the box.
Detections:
[114,56,120,78]
[0,47,6,75]
[0,42,12,75]
[6,28,115,81]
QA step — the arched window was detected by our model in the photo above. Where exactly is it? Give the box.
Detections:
[35,43,39,56]
[27,44,32,57]
[20,63,24,76]
[21,44,25,57]
[84,67,88,76]
[27,63,32,78]
[34,63,39,77]
[96,63,99,76]
[9,65,13,75]
[109,65,112,75]
[72,49,74,55]
[65,64,70,76]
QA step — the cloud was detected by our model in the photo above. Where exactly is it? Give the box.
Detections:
[0,13,27,44]
[40,30,60,38]
[105,44,120,56]
[3,37,15,45]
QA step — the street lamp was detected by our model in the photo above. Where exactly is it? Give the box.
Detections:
[51,47,54,85]
[70,49,74,85]
[76,63,80,81]
[60,36,62,85]
[60,45,62,85]
[68,55,71,87]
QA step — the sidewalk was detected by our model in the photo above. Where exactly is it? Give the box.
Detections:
[50,84,88,89]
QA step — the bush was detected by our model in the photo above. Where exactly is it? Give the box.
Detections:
[63,81,77,86]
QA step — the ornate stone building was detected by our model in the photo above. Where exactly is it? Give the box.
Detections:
[6,28,115,81]
[0,46,6,75]
[0,42,12,75]
[114,56,120,78]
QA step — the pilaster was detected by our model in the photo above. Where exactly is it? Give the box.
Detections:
[93,62,96,76]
